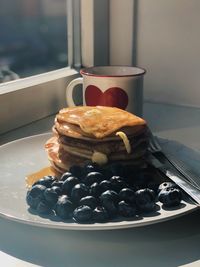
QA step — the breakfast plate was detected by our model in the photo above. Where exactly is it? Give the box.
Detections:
[0,133,198,230]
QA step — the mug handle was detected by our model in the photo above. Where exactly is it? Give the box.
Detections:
[66,77,83,106]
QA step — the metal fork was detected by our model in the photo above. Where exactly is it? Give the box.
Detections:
[148,130,200,189]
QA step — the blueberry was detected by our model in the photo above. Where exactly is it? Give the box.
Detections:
[123,165,137,179]
[99,180,112,191]
[79,196,98,209]
[132,171,152,188]
[70,165,85,179]
[84,172,104,186]
[33,176,55,188]
[90,182,104,197]
[109,163,124,177]
[101,201,118,218]
[100,190,119,217]
[62,176,79,195]
[73,205,93,222]
[36,200,52,214]
[100,166,113,180]
[118,201,136,217]
[54,195,74,219]
[158,188,182,207]
[110,176,127,193]
[158,182,177,193]
[51,186,62,195]
[100,190,119,205]
[84,162,100,174]
[125,169,149,190]
[51,181,64,188]
[26,185,46,209]
[147,182,159,193]
[119,188,136,205]
[71,183,89,202]
[44,187,60,206]
[93,206,109,222]
[135,188,156,212]
[123,167,141,183]
[60,172,73,181]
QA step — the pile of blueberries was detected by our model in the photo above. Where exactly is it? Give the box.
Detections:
[26,163,182,223]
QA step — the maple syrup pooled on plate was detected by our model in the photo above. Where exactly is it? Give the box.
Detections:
[26,166,60,187]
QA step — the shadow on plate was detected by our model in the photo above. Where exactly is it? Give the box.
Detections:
[138,203,161,218]
[162,202,186,211]
[28,207,145,225]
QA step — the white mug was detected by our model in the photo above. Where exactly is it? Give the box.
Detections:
[66,66,146,116]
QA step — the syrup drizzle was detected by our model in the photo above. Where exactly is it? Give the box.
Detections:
[26,166,60,187]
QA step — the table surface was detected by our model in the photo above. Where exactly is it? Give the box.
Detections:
[1,102,200,267]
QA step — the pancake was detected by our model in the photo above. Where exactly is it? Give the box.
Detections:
[58,141,148,161]
[45,106,149,173]
[57,130,149,154]
[45,136,147,173]
[45,137,87,173]
[58,135,148,160]
[55,106,146,139]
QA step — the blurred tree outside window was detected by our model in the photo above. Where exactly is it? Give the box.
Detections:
[0,0,68,83]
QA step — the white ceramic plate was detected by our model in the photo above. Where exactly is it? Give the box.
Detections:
[0,133,198,230]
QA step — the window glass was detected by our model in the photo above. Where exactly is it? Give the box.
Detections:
[0,0,68,82]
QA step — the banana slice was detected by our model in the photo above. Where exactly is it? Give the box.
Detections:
[116,131,131,154]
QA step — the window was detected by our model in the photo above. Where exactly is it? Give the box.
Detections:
[0,0,69,82]
[0,0,81,134]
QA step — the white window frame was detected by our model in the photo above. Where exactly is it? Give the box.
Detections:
[0,0,134,135]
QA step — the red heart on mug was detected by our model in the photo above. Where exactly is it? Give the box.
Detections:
[85,85,128,110]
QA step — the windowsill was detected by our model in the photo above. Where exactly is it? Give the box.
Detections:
[0,68,78,94]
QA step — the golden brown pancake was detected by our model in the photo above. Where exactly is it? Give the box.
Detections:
[45,106,149,173]
[45,137,87,173]
[57,130,148,153]
[45,136,147,173]
[55,106,146,139]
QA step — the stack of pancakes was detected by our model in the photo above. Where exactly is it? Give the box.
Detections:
[45,106,150,174]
